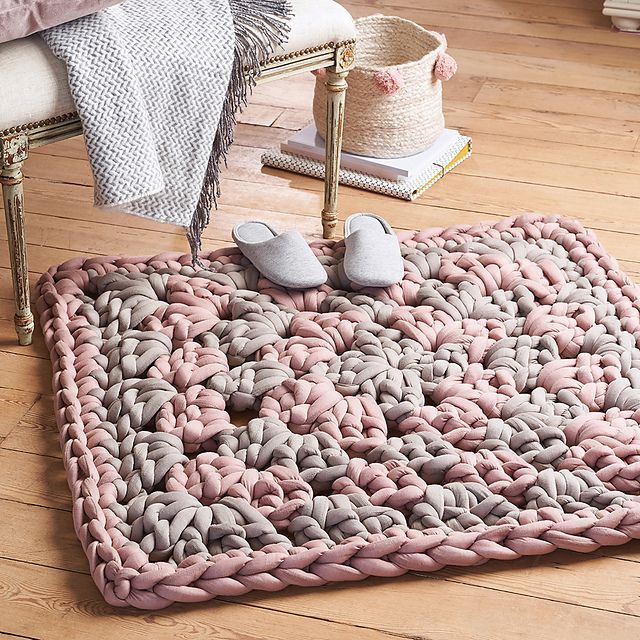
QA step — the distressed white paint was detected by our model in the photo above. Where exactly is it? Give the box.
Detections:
[1,44,354,345]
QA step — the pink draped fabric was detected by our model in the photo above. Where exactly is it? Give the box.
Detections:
[0,0,121,43]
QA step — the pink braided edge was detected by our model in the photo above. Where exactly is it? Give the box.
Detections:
[35,213,640,610]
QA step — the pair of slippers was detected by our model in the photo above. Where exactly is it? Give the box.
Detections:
[232,213,404,289]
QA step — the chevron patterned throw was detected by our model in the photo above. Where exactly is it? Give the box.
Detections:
[42,0,291,262]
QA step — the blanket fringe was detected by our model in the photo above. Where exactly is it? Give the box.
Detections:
[187,0,292,266]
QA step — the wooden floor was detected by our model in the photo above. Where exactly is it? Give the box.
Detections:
[2,0,640,638]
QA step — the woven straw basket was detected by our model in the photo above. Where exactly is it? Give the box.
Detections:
[313,15,457,158]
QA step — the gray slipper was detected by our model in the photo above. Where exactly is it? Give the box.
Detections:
[232,221,327,289]
[343,213,404,287]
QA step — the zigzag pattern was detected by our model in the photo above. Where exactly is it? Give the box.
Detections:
[42,0,235,224]
[37,214,640,609]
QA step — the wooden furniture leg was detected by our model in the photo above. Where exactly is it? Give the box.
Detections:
[322,68,348,239]
[322,45,354,239]
[1,134,34,346]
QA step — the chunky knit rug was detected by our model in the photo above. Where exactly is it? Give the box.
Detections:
[37,214,640,609]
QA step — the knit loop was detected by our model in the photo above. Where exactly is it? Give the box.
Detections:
[36,214,640,609]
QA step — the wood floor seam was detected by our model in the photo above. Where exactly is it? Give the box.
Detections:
[1,1,639,635]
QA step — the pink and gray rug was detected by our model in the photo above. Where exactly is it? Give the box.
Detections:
[37,214,640,609]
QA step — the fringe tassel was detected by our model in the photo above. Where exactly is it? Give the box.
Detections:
[187,0,292,266]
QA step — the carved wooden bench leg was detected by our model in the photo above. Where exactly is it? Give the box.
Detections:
[1,134,34,346]
[321,43,354,240]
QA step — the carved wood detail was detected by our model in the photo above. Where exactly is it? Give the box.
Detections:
[1,134,34,346]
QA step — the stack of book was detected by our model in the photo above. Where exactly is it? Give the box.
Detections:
[261,124,472,201]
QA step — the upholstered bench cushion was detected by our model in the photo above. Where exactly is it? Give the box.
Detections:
[0,0,355,133]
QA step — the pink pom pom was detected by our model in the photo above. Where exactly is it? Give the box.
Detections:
[374,69,405,95]
[434,52,457,81]
[312,68,327,78]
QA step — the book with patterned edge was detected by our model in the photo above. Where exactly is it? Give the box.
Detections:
[261,134,472,201]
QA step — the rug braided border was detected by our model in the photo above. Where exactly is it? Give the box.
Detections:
[36,214,640,609]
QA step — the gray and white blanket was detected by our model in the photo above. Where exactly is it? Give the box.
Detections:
[42,0,290,263]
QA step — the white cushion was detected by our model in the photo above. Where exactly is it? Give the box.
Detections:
[0,0,355,132]
[281,0,355,58]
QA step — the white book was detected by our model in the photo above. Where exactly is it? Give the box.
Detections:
[281,124,461,182]
[262,133,472,201]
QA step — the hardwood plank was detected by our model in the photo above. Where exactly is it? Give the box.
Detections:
[5,558,640,640]
[0,389,38,439]
[444,101,640,152]
[8,174,640,277]
[0,352,52,396]
[0,559,400,640]
[271,107,312,131]
[452,49,640,96]
[475,80,640,122]
[419,173,640,234]
[255,106,637,172]
[20,129,640,245]
[454,124,640,165]
[0,208,192,257]
[0,449,70,510]
[474,134,640,176]
[249,74,316,110]
[22,123,289,180]
[343,2,640,49]
[231,575,640,640]
[348,0,613,30]
[0,243,89,284]
[7,183,640,272]
[220,159,640,238]
[415,25,640,70]
[236,103,284,127]
[506,0,604,8]
[27,103,286,161]
[619,261,640,281]
[30,136,88,161]
[431,551,640,612]
[456,154,640,198]
[12,180,640,245]
[1,396,57,458]
[47,99,640,167]
[215,146,640,242]
[26,101,290,162]
[0,500,81,573]
[23,154,92,187]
